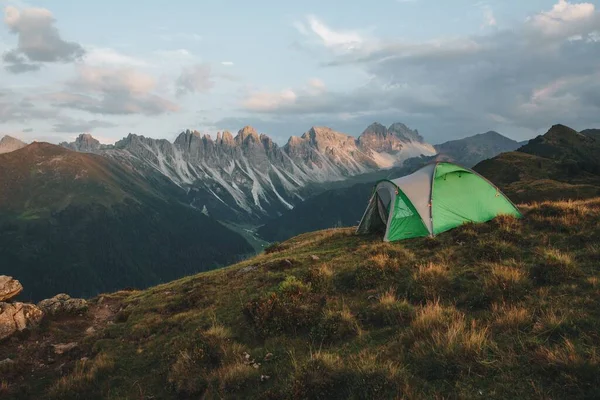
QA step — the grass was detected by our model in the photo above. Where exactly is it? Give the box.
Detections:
[3,197,600,399]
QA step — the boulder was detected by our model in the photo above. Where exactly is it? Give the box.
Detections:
[0,275,23,301]
[37,294,88,316]
[52,342,78,355]
[0,302,44,340]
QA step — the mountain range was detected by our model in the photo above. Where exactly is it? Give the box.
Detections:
[56,123,435,222]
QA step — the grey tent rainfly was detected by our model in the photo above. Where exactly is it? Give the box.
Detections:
[357,162,522,242]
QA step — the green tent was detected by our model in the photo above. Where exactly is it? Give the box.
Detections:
[356,162,522,241]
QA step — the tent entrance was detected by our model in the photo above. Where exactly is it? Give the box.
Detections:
[384,187,430,242]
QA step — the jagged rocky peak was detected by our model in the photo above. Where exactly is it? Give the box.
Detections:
[60,133,111,153]
[302,126,357,151]
[387,122,425,142]
[75,133,100,152]
[236,126,260,143]
[0,135,27,154]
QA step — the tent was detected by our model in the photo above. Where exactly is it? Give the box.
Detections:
[356,161,522,241]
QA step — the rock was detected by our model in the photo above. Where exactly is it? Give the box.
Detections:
[85,326,96,335]
[263,352,273,361]
[0,302,44,340]
[0,276,23,301]
[0,358,14,368]
[261,375,271,382]
[238,265,258,274]
[264,258,294,271]
[37,294,88,316]
[310,255,320,261]
[52,342,78,355]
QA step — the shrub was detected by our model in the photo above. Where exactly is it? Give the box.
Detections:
[351,253,401,290]
[292,353,349,400]
[472,239,519,262]
[363,288,415,328]
[305,263,334,292]
[403,302,491,380]
[49,354,114,399]
[411,262,451,302]
[530,248,580,285]
[264,242,286,254]
[217,363,261,394]
[167,329,226,396]
[491,303,532,332]
[485,260,529,301]
[243,276,324,337]
[292,352,401,400]
[312,307,361,344]
[531,339,600,397]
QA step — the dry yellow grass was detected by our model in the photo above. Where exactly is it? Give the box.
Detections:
[492,303,532,331]
[49,353,114,397]
[379,287,398,306]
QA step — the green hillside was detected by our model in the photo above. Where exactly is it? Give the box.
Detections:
[0,143,254,300]
[2,197,599,399]
[474,125,600,203]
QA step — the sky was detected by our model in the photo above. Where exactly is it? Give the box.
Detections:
[0,0,599,145]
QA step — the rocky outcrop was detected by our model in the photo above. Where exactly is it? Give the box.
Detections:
[37,294,88,316]
[0,302,44,340]
[0,135,26,154]
[60,133,105,153]
[0,275,23,301]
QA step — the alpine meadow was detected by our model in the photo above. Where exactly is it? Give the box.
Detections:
[1,1,600,399]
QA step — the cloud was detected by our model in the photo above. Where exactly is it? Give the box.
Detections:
[48,65,179,115]
[482,7,497,28]
[2,6,85,73]
[295,15,365,53]
[52,116,118,133]
[221,61,234,66]
[83,47,148,67]
[529,0,595,36]
[175,63,215,96]
[282,1,600,140]
[0,92,56,122]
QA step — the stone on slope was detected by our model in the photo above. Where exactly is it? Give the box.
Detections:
[0,302,44,340]
[0,276,23,301]
[37,294,88,316]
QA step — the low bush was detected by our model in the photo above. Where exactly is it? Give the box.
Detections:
[530,248,580,285]
[244,276,325,337]
[312,307,361,344]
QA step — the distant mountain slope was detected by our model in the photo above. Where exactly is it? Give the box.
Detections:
[257,182,373,242]
[0,143,253,300]
[60,122,436,222]
[473,124,600,203]
[0,135,26,154]
[434,131,521,167]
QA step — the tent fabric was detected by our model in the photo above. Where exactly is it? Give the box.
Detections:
[356,161,522,242]
[391,162,435,234]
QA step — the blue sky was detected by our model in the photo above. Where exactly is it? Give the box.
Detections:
[1,0,599,145]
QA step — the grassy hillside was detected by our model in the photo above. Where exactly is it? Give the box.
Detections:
[474,125,600,203]
[0,143,254,300]
[2,197,599,399]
